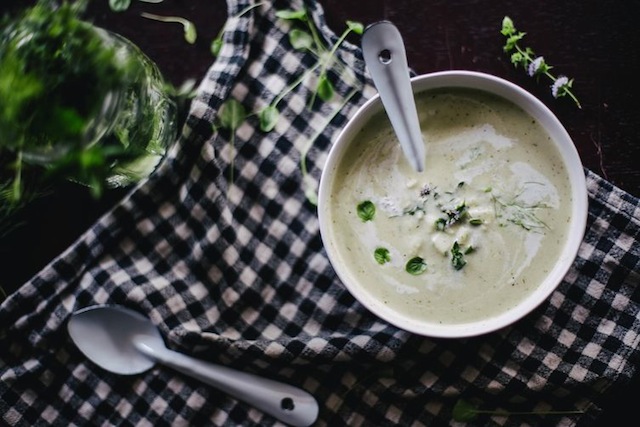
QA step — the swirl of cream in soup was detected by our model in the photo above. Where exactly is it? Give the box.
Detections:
[328,88,573,324]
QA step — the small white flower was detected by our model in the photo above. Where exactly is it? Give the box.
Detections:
[528,56,545,77]
[551,76,570,98]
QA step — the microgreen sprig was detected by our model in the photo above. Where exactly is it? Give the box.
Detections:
[211,7,363,204]
[501,16,581,108]
[141,12,197,44]
[257,9,363,133]
[210,2,268,57]
[110,1,197,45]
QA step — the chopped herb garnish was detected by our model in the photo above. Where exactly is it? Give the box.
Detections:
[390,184,433,218]
[357,200,376,222]
[435,201,469,230]
[368,181,551,275]
[374,247,391,265]
[491,192,549,231]
[450,241,467,270]
[419,184,432,197]
[406,257,427,275]
[401,200,427,216]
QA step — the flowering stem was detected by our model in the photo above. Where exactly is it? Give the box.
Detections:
[544,72,581,108]
[501,16,581,109]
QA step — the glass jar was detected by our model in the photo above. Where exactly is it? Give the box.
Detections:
[95,29,177,188]
[18,27,178,188]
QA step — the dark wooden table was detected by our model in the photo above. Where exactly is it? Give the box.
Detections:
[1,1,638,424]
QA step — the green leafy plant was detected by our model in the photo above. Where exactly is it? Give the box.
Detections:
[501,16,581,108]
[0,0,183,233]
[0,0,144,218]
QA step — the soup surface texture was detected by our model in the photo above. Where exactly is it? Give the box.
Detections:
[328,88,573,324]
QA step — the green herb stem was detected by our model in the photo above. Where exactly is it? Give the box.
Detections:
[301,8,325,56]
[300,87,358,204]
[453,398,585,422]
[473,409,585,417]
[11,150,23,204]
[273,61,322,108]
[318,27,353,77]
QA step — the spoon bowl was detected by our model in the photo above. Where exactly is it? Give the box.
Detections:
[67,305,319,427]
[67,304,159,375]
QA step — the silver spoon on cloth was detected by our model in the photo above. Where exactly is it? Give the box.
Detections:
[362,21,426,172]
[67,305,319,427]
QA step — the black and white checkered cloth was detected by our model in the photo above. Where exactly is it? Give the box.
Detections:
[2,0,639,425]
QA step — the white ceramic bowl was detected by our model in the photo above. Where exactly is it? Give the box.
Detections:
[318,70,588,338]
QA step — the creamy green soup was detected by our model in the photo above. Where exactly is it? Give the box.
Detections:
[328,88,573,324]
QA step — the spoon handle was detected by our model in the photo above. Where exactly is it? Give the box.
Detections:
[135,342,319,427]
[362,21,426,172]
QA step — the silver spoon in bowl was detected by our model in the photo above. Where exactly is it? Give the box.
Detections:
[362,21,426,172]
[67,304,319,427]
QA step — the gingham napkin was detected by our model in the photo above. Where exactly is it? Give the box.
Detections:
[1,0,639,425]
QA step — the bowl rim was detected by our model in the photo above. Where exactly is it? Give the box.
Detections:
[318,70,588,338]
